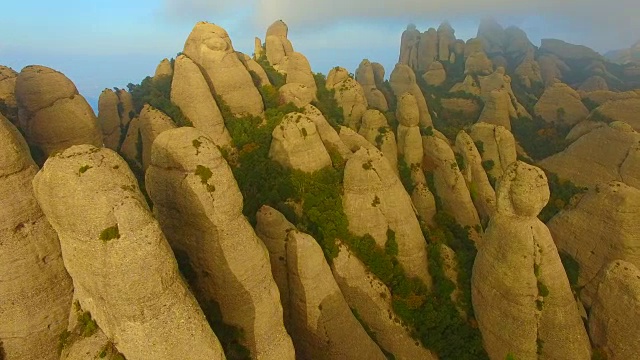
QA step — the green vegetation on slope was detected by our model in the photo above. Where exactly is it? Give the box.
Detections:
[127,74,192,127]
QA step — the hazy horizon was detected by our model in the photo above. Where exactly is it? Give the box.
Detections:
[2,0,638,106]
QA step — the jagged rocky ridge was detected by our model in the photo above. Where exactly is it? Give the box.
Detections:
[1,17,640,360]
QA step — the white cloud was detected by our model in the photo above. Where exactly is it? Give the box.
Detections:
[162,0,640,52]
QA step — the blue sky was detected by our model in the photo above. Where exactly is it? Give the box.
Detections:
[2,0,638,106]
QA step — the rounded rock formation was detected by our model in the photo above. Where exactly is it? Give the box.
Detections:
[98,88,122,150]
[471,161,591,360]
[355,59,389,111]
[33,145,226,360]
[0,115,73,360]
[389,64,433,127]
[326,67,368,130]
[534,82,589,125]
[589,260,640,360]
[269,112,332,173]
[15,65,102,158]
[183,22,264,117]
[170,54,232,148]
[286,230,386,360]
[343,147,432,285]
[146,127,295,359]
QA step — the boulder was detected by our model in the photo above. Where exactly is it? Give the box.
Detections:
[183,22,264,117]
[138,104,176,171]
[548,182,640,306]
[279,83,315,108]
[591,98,640,131]
[302,104,352,159]
[338,126,378,153]
[565,120,606,143]
[15,65,102,158]
[255,206,296,330]
[389,64,433,127]
[0,115,73,360]
[0,65,18,124]
[455,130,496,223]
[423,134,481,236]
[269,112,332,172]
[33,145,226,360]
[284,52,317,95]
[355,59,389,111]
[154,58,173,79]
[422,61,446,86]
[265,20,294,68]
[589,260,640,360]
[146,128,295,359]
[171,54,232,148]
[534,82,589,125]
[286,231,386,359]
[472,161,592,360]
[539,123,640,188]
[358,109,398,172]
[326,67,368,129]
[465,51,493,75]
[98,88,122,150]
[331,243,437,360]
[343,147,432,285]
[469,122,517,181]
[477,89,512,130]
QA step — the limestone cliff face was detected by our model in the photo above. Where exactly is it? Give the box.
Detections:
[539,123,640,188]
[146,128,295,359]
[98,88,122,150]
[32,145,225,360]
[547,182,640,306]
[455,130,496,223]
[331,243,437,360]
[389,64,433,127]
[355,59,389,111]
[423,134,481,236]
[326,67,368,130]
[469,122,517,181]
[15,65,102,157]
[343,147,431,285]
[0,115,73,360]
[269,112,332,173]
[255,206,296,331]
[472,161,591,360]
[171,54,232,148]
[358,109,398,173]
[0,65,18,124]
[589,260,640,360]
[534,82,589,125]
[138,104,176,171]
[286,230,386,360]
[183,22,264,117]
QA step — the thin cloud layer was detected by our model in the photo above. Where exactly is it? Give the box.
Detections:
[163,0,639,51]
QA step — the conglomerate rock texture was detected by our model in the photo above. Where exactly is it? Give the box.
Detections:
[472,161,591,360]
[0,114,73,360]
[32,145,225,360]
[146,127,295,359]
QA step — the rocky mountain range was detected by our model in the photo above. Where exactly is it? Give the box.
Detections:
[1,17,639,360]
